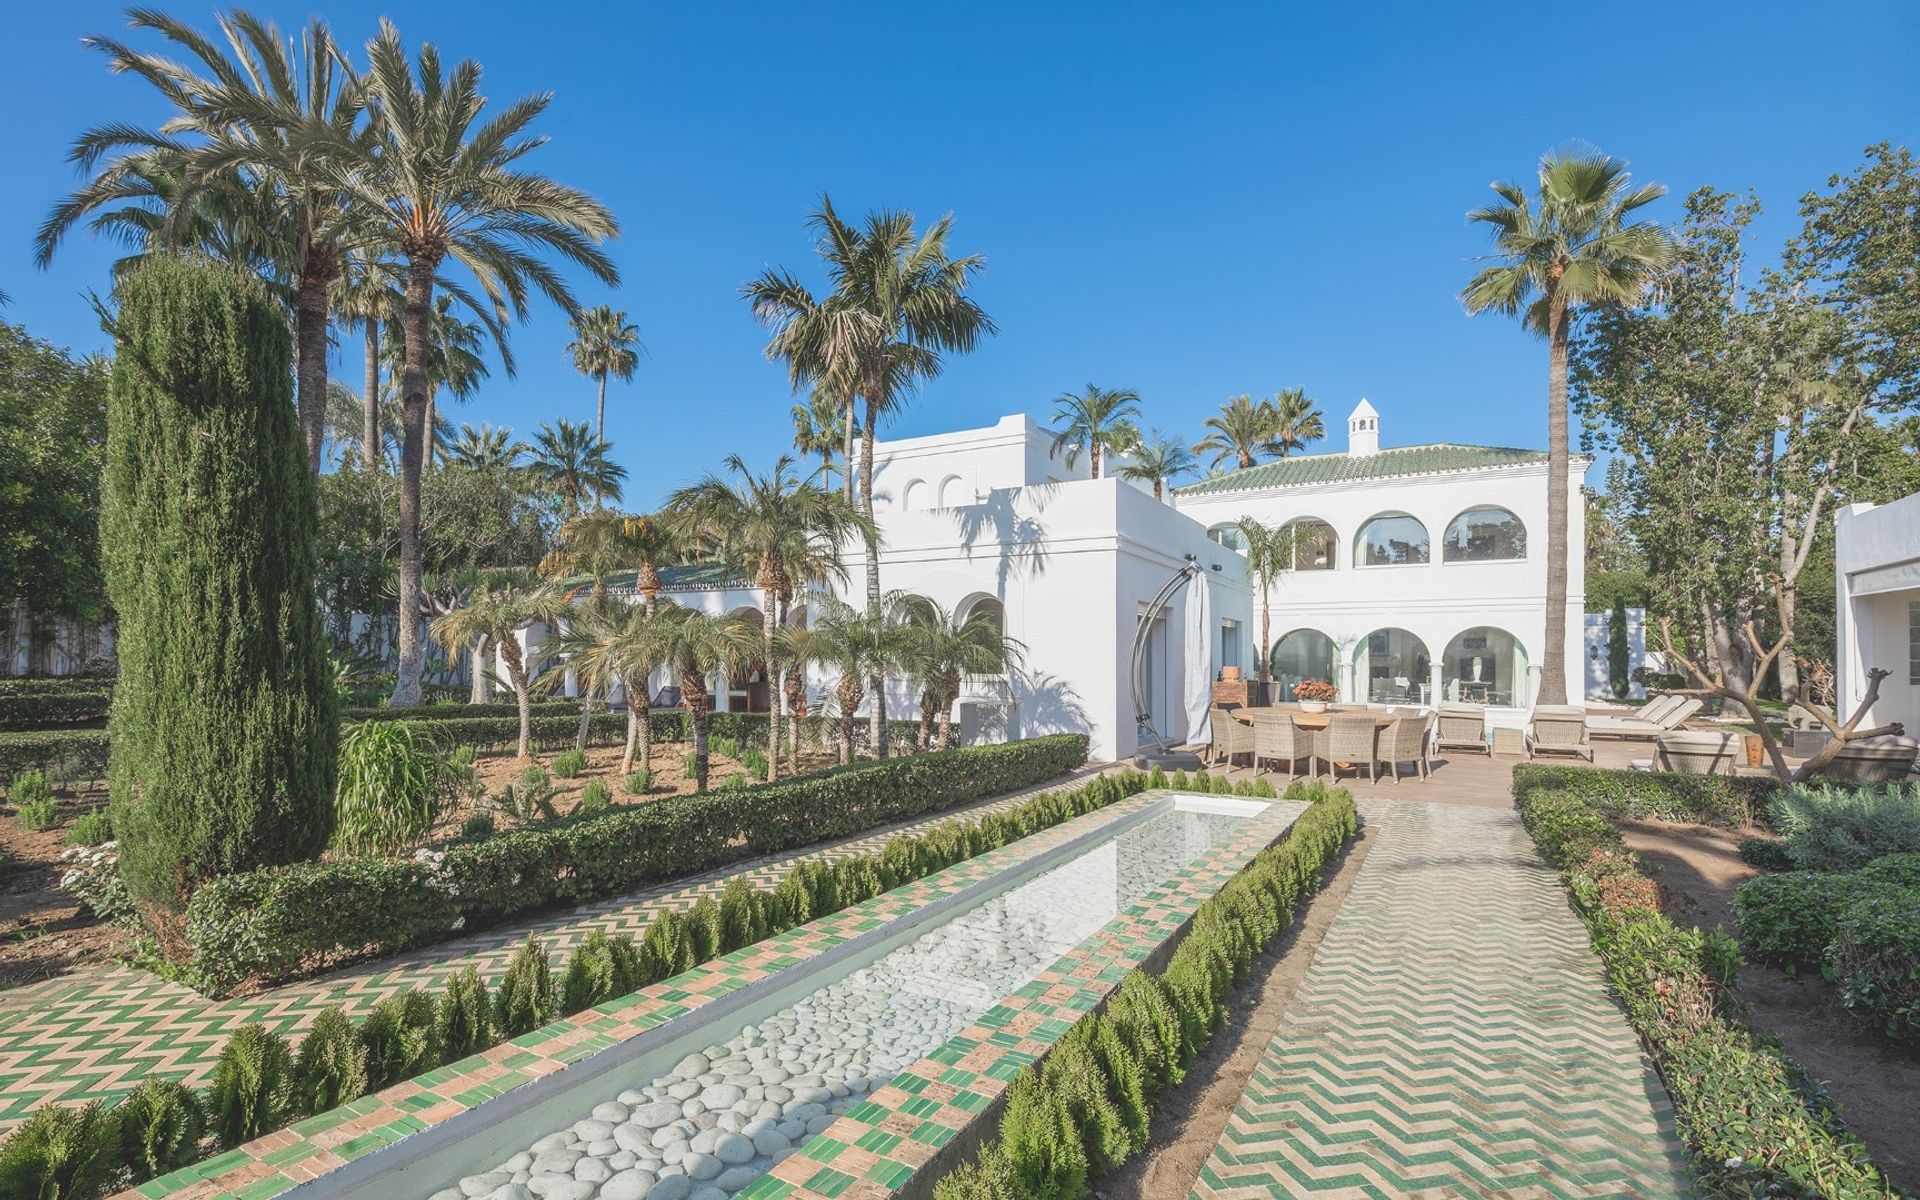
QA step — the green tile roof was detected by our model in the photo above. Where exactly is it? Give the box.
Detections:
[1174,443,1549,496]
[560,562,744,593]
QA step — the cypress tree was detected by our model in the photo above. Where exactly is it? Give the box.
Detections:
[102,256,338,942]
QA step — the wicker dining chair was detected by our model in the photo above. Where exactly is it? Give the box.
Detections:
[1379,712,1434,783]
[1317,713,1383,783]
[1207,708,1255,768]
[1251,711,1311,780]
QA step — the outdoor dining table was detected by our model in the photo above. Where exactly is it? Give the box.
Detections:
[1227,706,1396,772]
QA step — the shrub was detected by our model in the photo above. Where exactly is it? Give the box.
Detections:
[1829,884,1920,1045]
[1733,871,1848,968]
[116,1077,207,1181]
[62,808,112,846]
[560,930,642,1014]
[207,1025,293,1149]
[1041,1028,1131,1173]
[0,729,111,787]
[332,720,451,857]
[997,1069,1086,1200]
[58,842,134,925]
[933,1144,1025,1200]
[1105,970,1183,1095]
[1770,780,1920,871]
[1511,762,1775,827]
[576,779,613,817]
[358,989,439,1089]
[494,935,556,1036]
[436,967,495,1062]
[685,897,723,963]
[461,812,496,841]
[717,878,763,953]
[0,1100,121,1200]
[291,1007,369,1117]
[639,908,695,983]
[622,770,651,795]
[549,748,588,779]
[103,259,338,938]
[8,769,57,830]
[0,688,112,730]
[1736,835,1794,871]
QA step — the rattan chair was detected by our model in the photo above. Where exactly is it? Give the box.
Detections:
[1379,712,1433,783]
[1819,736,1920,784]
[1435,703,1488,754]
[1207,708,1255,769]
[1525,705,1593,762]
[1251,711,1312,780]
[1317,713,1383,783]
[1654,730,1741,776]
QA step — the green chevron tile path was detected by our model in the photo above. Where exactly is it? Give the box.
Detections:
[1193,799,1691,1199]
[0,770,1092,1131]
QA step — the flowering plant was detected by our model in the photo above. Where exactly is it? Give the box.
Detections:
[1293,679,1337,702]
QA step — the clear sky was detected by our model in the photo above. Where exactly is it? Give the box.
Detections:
[3,1,1915,507]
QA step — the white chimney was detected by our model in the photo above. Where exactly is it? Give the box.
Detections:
[1346,399,1380,457]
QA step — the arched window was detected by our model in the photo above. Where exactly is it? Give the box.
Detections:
[900,479,926,511]
[1355,513,1430,566]
[1443,507,1527,562]
[1207,523,1246,553]
[1270,629,1336,698]
[937,475,967,507]
[1442,626,1528,707]
[1357,627,1430,704]
[1281,518,1336,571]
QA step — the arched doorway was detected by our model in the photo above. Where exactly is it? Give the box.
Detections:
[1357,627,1430,704]
[1269,628,1336,701]
[726,606,770,712]
[1442,626,1528,707]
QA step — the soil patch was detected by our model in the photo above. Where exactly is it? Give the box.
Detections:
[1101,818,1376,1198]
[1,786,126,990]
[1620,817,1920,1193]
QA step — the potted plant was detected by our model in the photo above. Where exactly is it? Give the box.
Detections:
[1294,679,1336,713]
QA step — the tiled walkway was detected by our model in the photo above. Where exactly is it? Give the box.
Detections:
[1191,799,1691,1199]
[0,771,1092,1130]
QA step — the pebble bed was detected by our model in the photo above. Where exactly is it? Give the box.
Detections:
[428,808,1247,1200]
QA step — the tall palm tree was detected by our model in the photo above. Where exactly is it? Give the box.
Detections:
[530,420,627,519]
[566,304,645,445]
[791,390,844,488]
[1462,148,1674,705]
[745,198,994,754]
[381,293,494,462]
[1267,387,1325,457]
[897,599,1026,751]
[650,606,759,791]
[668,455,873,780]
[1192,394,1281,470]
[37,9,366,474]
[1236,517,1296,696]
[1049,384,1142,479]
[556,598,675,777]
[430,575,564,759]
[342,19,619,708]
[781,595,909,764]
[1116,430,1199,501]
[334,252,404,464]
[447,423,527,472]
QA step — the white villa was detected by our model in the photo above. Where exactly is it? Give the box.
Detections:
[1836,490,1920,738]
[539,400,1588,764]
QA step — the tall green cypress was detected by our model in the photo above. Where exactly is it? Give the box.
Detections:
[102,256,338,942]
[1608,600,1631,700]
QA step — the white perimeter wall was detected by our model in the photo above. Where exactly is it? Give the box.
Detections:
[1837,494,1920,736]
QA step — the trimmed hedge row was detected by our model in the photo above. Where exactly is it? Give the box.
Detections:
[182,734,1090,994]
[0,674,112,697]
[0,729,111,786]
[1513,776,1898,1198]
[933,782,1359,1200]
[1511,762,1778,828]
[0,690,111,729]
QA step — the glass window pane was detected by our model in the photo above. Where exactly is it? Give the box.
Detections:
[1441,626,1528,707]
[1356,515,1429,566]
[1443,508,1527,562]
[1270,629,1336,698]
[1286,519,1336,571]
[1360,628,1429,703]
[1208,524,1245,553]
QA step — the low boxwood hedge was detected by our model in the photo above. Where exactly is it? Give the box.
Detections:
[182,734,1090,994]
[0,689,111,730]
[1515,781,1897,1197]
[0,728,111,785]
[1512,762,1778,828]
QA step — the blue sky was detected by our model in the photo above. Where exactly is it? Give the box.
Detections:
[4,1,1914,507]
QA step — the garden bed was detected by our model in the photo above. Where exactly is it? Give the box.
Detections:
[0,785,126,989]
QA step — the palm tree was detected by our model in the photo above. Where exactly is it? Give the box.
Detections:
[556,598,675,777]
[381,294,494,462]
[1049,385,1142,479]
[448,423,527,472]
[567,305,645,445]
[668,455,873,780]
[1192,394,1280,470]
[542,512,642,748]
[791,390,844,488]
[781,595,909,764]
[897,599,1026,751]
[1236,517,1296,697]
[1462,148,1674,705]
[745,198,994,755]
[430,575,565,759]
[1116,429,1198,501]
[650,606,760,791]
[1267,387,1325,457]
[530,420,627,520]
[335,252,404,463]
[37,9,365,474]
[342,19,619,708]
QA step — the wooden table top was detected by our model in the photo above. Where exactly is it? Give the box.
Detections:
[1229,707,1395,730]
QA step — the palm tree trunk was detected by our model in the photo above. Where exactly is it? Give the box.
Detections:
[861,398,886,757]
[917,690,935,753]
[1539,297,1572,706]
[389,260,438,709]
[596,372,608,446]
[1090,443,1101,480]
[469,636,492,704]
[363,320,381,466]
[837,673,862,766]
[763,588,780,782]
[295,270,331,475]
[425,387,438,468]
[1153,480,1163,502]
[842,399,856,502]
[504,641,532,760]
[683,672,712,792]
[621,675,647,776]
[938,703,955,751]
[1259,580,1272,691]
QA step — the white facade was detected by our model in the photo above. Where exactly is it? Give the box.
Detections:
[1836,492,1920,736]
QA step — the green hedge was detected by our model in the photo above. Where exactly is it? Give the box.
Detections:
[933,783,1359,1200]
[1514,781,1897,1197]
[0,674,113,697]
[0,729,111,786]
[182,734,1089,994]
[1511,762,1778,828]
[0,690,111,730]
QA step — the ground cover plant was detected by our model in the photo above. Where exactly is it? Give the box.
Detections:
[1766,780,1920,871]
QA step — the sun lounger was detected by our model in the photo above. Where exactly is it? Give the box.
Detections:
[1587,697,1701,740]
[1526,705,1593,761]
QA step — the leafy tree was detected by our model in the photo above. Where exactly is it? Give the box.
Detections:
[1462,147,1675,706]
[567,304,645,444]
[103,256,338,937]
[530,419,627,519]
[1192,394,1280,470]
[1048,384,1141,479]
[745,198,994,756]
[1266,387,1324,456]
[1115,429,1198,500]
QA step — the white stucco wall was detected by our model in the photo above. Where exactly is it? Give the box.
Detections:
[1836,493,1920,736]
